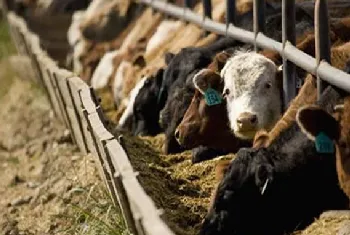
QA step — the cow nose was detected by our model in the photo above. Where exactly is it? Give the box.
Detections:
[175,128,180,141]
[236,112,258,130]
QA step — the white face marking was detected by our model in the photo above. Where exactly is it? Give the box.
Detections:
[221,50,281,139]
[145,20,182,55]
[90,50,121,89]
[112,60,132,106]
[84,0,112,21]
[67,11,85,46]
[118,77,147,128]
[72,40,86,75]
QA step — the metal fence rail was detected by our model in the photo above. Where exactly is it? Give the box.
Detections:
[139,0,350,105]
[3,0,350,235]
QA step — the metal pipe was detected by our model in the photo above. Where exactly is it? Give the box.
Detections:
[138,0,350,93]
[315,0,331,99]
[282,0,296,109]
[253,0,266,51]
[226,0,236,29]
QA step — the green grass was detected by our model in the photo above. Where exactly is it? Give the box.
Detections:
[58,184,129,235]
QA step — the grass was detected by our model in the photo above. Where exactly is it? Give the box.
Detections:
[58,183,129,235]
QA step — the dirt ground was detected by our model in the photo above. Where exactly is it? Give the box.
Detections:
[0,56,126,235]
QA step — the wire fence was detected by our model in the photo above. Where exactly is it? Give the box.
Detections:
[2,0,350,235]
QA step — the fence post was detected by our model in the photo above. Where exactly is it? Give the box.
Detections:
[184,0,193,9]
[253,0,265,51]
[225,0,236,34]
[202,0,212,20]
[282,0,296,110]
[201,0,212,36]
[315,0,331,99]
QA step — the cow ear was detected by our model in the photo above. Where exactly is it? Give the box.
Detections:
[296,105,340,141]
[193,69,210,94]
[164,52,175,64]
[255,164,273,195]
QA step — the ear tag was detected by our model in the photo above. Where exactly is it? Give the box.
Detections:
[315,132,334,154]
[204,87,222,106]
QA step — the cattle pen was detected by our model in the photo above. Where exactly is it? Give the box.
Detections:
[1,0,350,234]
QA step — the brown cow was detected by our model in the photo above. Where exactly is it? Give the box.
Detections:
[175,51,251,152]
[296,96,350,200]
[254,41,350,148]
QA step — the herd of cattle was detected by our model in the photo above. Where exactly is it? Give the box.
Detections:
[7,0,350,234]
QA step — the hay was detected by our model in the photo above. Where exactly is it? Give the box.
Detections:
[118,133,232,235]
[292,211,350,235]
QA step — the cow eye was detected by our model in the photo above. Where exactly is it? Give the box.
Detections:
[265,82,272,89]
[223,88,230,98]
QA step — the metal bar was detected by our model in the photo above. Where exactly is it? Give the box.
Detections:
[282,0,296,110]
[202,0,212,19]
[226,0,236,29]
[138,0,350,93]
[253,0,266,51]
[315,0,331,99]
[184,0,193,8]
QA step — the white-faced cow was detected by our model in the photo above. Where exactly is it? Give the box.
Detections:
[221,50,283,140]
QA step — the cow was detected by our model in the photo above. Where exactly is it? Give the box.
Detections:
[295,60,350,200]
[173,31,321,159]
[296,96,350,201]
[200,85,349,235]
[253,74,317,148]
[201,43,350,235]
[253,40,350,148]
[159,38,246,154]
[68,0,143,75]
[118,68,165,135]
[174,55,251,157]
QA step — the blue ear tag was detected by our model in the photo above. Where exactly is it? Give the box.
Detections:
[315,132,334,154]
[204,87,222,106]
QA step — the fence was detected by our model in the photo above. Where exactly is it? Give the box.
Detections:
[2,0,350,235]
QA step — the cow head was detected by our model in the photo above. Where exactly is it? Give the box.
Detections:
[132,68,164,136]
[201,147,275,235]
[221,50,283,140]
[175,69,224,148]
[175,68,227,149]
[296,98,350,197]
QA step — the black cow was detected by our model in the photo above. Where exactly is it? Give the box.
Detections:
[200,85,349,235]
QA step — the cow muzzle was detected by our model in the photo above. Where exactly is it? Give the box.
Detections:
[174,124,199,148]
[236,112,258,137]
